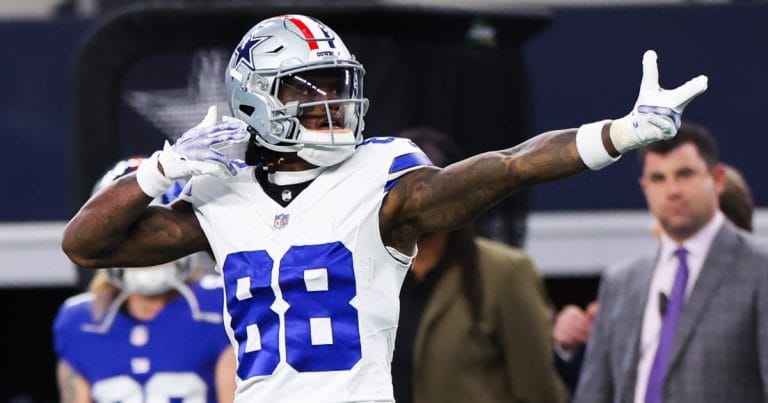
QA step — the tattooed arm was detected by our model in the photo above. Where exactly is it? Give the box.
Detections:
[62,107,244,270]
[380,125,617,254]
[57,361,90,403]
[62,174,209,269]
[379,50,709,253]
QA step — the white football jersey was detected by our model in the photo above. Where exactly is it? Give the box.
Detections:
[182,137,431,402]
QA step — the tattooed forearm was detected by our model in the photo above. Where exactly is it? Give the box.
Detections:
[440,129,585,216]
[392,129,588,234]
[382,127,594,249]
[63,174,207,269]
[501,128,585,186]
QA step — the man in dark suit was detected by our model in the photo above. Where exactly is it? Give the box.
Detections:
[574,122,768,403]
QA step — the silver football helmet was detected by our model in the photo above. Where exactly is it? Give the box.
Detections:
[225,14,369,166]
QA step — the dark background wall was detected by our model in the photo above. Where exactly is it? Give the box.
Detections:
[1,4,766,401]
[523,4,767,210]
[2,4,765,223]
[0,19,88,221]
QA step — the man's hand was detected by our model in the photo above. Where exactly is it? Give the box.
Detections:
[136,106,250,198]
[610,50,708,153]
[553,302,598,354]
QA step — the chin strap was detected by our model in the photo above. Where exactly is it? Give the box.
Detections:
[253,131,303,153]
[251,135,302,173]
[260,156,287,173]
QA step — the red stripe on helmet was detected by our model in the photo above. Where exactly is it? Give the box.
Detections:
[285,16,319,50]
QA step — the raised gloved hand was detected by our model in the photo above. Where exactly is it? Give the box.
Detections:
[160,106,249,179]
[610,50,708,153]
[136,105,250,197]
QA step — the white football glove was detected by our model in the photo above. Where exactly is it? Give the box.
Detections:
[160,106,249,179]
[610,50,708,153]
[136,105,250,197]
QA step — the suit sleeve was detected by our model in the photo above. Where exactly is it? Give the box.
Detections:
[755,245,768,400]
[572,273,615,403]
[489,242,567,403]
[554,345,586,396]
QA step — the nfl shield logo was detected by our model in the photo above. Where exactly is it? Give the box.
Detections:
[274,213,289,229]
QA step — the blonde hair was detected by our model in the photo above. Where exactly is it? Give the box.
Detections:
[87,270,120,322]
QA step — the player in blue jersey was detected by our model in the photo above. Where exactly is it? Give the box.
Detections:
[54,158,235,402]
[62,14,708,402]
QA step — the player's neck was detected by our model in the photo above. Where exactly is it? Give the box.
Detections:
[126,292,176,320]
[277,158,316,172]
[255,147,315,172]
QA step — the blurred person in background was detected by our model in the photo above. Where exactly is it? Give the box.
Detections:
[719,163,754,232]
[53,157,235,403]
[392,127,565,403]
[552,301,598,396]
[552,155,757,398]
[573,122,768,403]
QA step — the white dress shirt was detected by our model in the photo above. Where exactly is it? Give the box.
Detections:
[634,211,725,403]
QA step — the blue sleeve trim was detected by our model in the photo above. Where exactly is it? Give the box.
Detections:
[162,180,185,204]
[389,152,432,174]
[384,178,399,192]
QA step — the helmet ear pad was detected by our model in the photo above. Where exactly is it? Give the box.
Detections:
[229,80,297,146]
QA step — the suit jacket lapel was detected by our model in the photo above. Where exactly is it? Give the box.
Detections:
[413,263,461,366]
[667,222,740,374]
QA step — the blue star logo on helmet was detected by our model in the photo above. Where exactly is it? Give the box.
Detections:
[232,35,269,71]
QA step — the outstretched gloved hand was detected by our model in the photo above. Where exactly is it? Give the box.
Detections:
[610,50,708,153]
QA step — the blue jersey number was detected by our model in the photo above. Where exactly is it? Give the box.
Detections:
[223,242,361,379]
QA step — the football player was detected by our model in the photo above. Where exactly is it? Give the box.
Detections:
[62,14,708,402]
[54,158,235,403]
